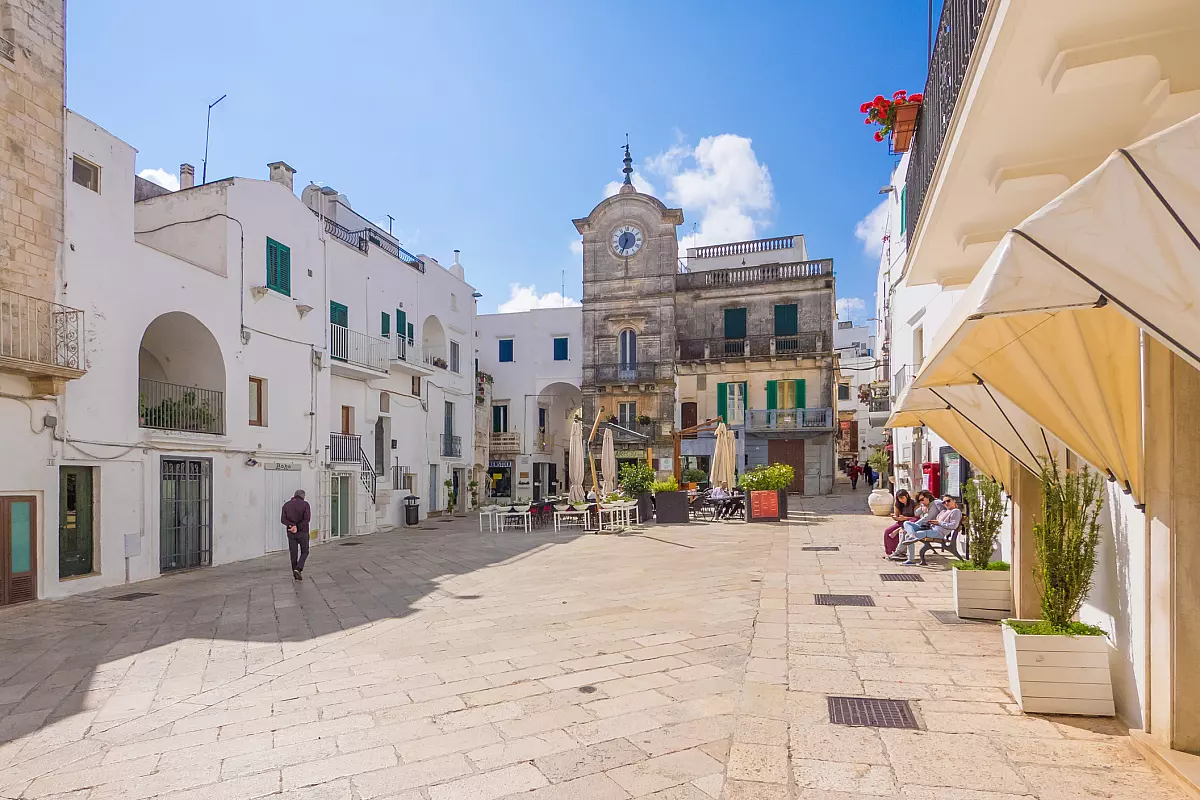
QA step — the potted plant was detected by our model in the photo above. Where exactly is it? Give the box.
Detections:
[444,478,455,514]
[860,90,923,152]
[1002,461,1114,716]
[637,414,652,426]
[607,414,619,424]
[619,462,655,523]
[651,476,689,524]
[739,463,794,522]
[468,480,479,509]
[867,447,894,516]
[951,475,1011,620]
[682,466,707,491]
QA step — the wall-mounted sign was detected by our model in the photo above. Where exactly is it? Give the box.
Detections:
[265,462,301,471]
[489,461,513,468]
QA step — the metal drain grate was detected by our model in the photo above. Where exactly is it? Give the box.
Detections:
[340,541,362,546]
[802,546,840,552]
[578,685,597,694]
[929,610,991,625]
[109,592,157,601]
[828,696,919,729]
[880,573,924,582]
[814,594,875,607]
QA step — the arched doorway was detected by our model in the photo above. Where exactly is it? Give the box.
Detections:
[422,315,447,369]
[535,381,582,499]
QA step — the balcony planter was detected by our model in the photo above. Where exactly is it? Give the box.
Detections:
[891,102,920,153]
[653,490,689,524]
[860,91,923,153]
[952,565,1012,620]
[1002,621,1114,716]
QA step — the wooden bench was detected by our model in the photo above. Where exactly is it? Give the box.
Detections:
[916,518,966,565]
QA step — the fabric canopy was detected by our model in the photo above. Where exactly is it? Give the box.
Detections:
[914,111,1200,504]
[887,384,1065,485]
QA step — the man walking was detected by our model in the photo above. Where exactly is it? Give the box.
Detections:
[281,489,311,581]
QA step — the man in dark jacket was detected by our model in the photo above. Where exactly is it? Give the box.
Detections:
[281,489,311,581]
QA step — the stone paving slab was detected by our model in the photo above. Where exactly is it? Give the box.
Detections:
[0,488,1184,799]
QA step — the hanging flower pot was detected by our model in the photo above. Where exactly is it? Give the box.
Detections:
[860,90,923,153]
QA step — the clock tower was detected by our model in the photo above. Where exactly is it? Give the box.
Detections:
[573,145,684,469]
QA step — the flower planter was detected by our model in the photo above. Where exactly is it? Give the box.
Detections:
[868,487,893,516]
[1002,621,1115,716]
[654,491,690,524]
[891,102,920,153]
[952,567,1012,620]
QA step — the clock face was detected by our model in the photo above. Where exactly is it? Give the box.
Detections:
[611,225,643,257]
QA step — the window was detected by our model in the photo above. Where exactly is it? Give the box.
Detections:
[381,312,391,338]
[379,391,390,413]
[450,341,460,373]
[772,379,805,409]
[498,338,514,362]
[723,307,747,339]
[412,375,422,397]
[451,293,458,310]
[774,304,798,337]
[266,238,291,296]
[618,402,637,426]
[716,381,747,426]
[444,401,455,436]
[912,325,924,371]
[900,185,908,236]
[329,301,348,328]
[493,404,508,433]
[249,377,266,426]
[72,156,100,192]
[538,407,547,432]
[838,383,851,401]
[553,337,569,361]
[618,330,637,367]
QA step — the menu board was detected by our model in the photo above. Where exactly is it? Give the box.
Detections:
[750,490,779,520]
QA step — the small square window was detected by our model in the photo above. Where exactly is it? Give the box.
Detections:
[249,377,267,426]
[451,293,458,310]
[498,339,514,363]
[72,156,100,193]
[412,375,422,397]
[553,337,569,361]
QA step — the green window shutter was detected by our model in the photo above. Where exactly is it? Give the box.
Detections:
[716,382,728,422]
[900,185,908,235]
[396,310,407,339]
[279,243,290,295]
[266,241,278,290]
[766,380,777,411]
[795,379,806,408]
[330,301,348,328]
[774,304,798,336]
[406,322,414,343]
[381,312,390,338]
[741,382,748,419]
[492,405,504,433]
[723,308,747,339]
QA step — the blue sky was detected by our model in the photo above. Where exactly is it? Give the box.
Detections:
[66,1,932,318]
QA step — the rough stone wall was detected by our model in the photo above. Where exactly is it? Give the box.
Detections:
[674,276,834,344]
[0,0,64,302]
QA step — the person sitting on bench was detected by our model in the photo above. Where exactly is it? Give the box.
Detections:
[894,494,960,565]
[883,489,918,556]
[888,491,940,558]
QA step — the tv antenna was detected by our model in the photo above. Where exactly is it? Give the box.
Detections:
[201,93,227,185]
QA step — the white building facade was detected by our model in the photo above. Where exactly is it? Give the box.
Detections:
[833,321,883,469]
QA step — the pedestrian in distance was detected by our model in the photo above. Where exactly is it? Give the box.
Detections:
[281,489,311,581]
[848,463,861,489]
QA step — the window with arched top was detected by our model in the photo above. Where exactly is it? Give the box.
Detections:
[619,329,637,368]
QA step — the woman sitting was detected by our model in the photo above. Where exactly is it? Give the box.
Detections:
[883,490,917,556]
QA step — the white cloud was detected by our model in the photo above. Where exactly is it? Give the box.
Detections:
[854,199,889,259]
[497,283,582,313]
[569,239,583,256]
[604,171,656,198]
[138,168,179,192]
[836,297,867,321]
[643,134,774,249]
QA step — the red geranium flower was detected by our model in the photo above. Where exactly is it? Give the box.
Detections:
[873,95,885,105]
[909,93,923,103]
[874,131,884,142]
[859,102,870,113]
[892,90,907,101]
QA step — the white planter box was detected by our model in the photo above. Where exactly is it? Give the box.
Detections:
[1002,620,1115,716]
[952,568,1012,620]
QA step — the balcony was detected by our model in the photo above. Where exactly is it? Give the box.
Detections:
[491,431,521,453]
[319,214,425,273]
[0,288,86,393]
[604,421,658,443]
[328,433,377,502]
[392,336,433,374]
[423,346,450,371]
[690,236,795,260]
[675,259,832,290]
[868,395,892,428]
[892,365,910,399]
[440,434,462,459]
[139,378,225,435]
[593,362,662,384]
[330,323,389,375]
[746,407,835,434]
[677,333,828,362]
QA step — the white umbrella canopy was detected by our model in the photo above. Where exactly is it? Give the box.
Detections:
[709,422,736,489]
[601,428,617,497]
[568,418,586,503]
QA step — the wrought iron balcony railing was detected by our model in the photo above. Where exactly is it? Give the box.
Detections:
[603,421,659,442]
[441,434,462,458]
[331,323,389,371]
[316,211,425,272]
[592,362,663,384]
[677,333,828,361]
[675,259,832,290]
[746,407,835,432]
[139,378,225,435]
[327,433,376,502]
[905,0,992,245]
[869,396,892,414]
[0,288,85,372]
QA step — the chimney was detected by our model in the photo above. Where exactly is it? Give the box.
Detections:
[453,249,461,266]
[319,186,338,220]
[267,161,296,193]
[179,163,194,190]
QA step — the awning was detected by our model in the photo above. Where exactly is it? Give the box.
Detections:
[886,384,1065,485]
[914,111,1200,504]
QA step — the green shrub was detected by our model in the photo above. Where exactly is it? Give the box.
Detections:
[867,447,890,479]
[738,463,794,492]
[682,467,708,484]
[618,462,655,496]
[1005,619,1105,637]
[651,476,679,493]
[950,560,1010,571]
[1034,460,1104,633]
[962,475,1006,569]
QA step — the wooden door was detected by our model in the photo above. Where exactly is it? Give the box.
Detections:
[1,496,37,606]
[341,406,353,435]
[767,439,805,494]
[680,402,697,431]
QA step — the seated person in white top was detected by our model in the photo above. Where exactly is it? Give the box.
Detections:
[895,495,961,565]
[709,484,731,501]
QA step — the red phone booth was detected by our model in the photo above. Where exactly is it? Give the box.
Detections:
[921,462,941,496]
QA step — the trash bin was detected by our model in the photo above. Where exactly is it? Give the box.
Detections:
[404,495,421,526]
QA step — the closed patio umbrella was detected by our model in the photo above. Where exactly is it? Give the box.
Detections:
[601,428,617,497]
[568,418,586,503]
[709,422,736,490]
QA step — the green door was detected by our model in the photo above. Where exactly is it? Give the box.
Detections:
[59,466,94,578]
[330,474,352,538]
